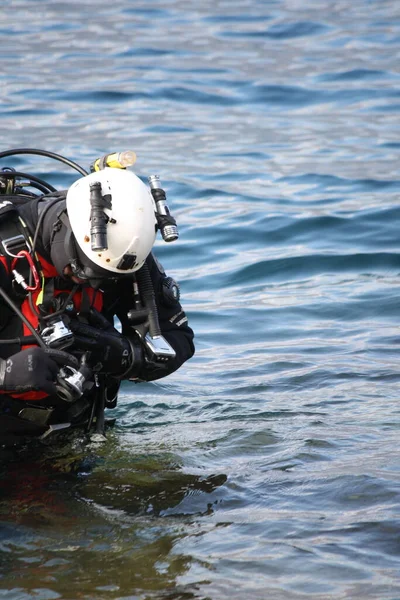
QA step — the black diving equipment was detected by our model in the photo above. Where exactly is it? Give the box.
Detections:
[128,262,176,363]
[89,181,114,252]
[0,167,57,196]
[90,151,137,172]
[0,148,87,200]
[55,353,94,403]
[148,175,179,243]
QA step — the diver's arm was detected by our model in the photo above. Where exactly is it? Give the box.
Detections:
[139,253,195,381]
[111,253,195,382]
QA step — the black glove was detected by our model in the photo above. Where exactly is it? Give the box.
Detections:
[0,347,78,396]
[69,310,142,378]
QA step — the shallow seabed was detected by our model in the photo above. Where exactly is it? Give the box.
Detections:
[0,0,400,598]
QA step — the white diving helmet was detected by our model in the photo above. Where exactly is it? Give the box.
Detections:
[66,167,157,276]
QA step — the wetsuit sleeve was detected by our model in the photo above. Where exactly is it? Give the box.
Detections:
[107,253,195,382]
[139,253,195,381]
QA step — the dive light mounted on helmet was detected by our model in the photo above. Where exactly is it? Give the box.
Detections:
[89,181,115,253]
[90,150,137,173]
[148,175,179,243]
[89,149,138,254]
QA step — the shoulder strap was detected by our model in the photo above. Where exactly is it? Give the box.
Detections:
[0,199,30,264]
[0,197,37,300]
[0,198,17,219]
[0,194,36,248]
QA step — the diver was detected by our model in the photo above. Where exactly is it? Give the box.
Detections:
[0,149,195,445]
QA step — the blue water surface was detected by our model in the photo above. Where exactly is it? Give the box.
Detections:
[0,1,400,599]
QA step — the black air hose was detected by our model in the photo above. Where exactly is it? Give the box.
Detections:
[135,262,161,338]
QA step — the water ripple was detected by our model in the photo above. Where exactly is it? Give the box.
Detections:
[0,1,400,599]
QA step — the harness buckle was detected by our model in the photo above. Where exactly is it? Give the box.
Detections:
[2,234,31,257]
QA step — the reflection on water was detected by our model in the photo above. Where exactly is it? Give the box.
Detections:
[0,434,226,599]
